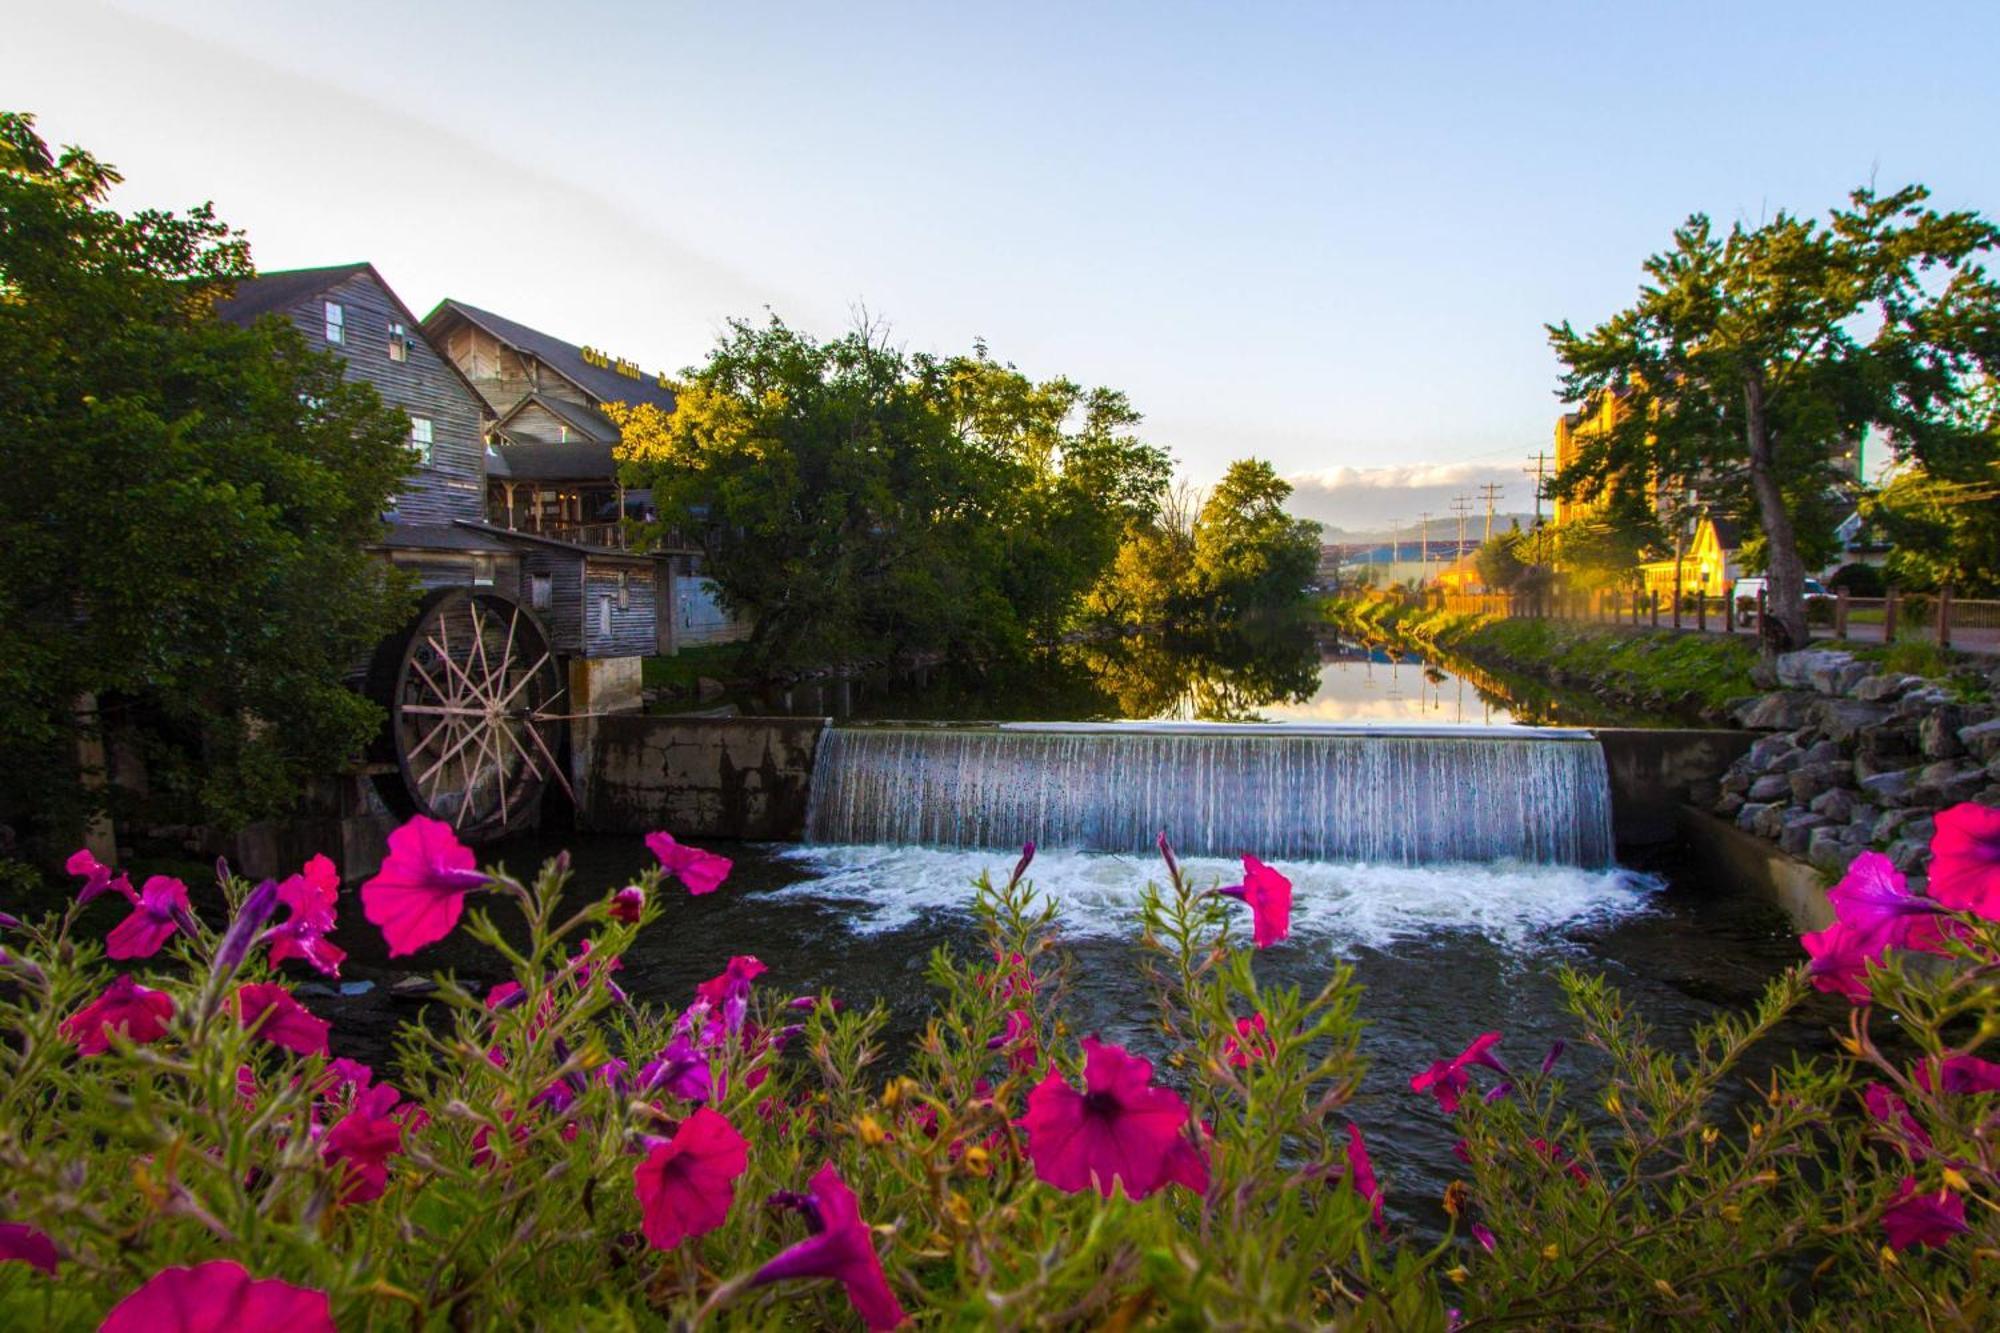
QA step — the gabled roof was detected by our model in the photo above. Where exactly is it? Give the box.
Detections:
[486,440,619,482]
[214,263,371,325]
[495,391,618,445]
[424,298,678,415]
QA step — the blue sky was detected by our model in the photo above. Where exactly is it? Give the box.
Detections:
[6,0,1997,530]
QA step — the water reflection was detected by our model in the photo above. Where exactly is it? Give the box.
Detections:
[732,618,1632,726]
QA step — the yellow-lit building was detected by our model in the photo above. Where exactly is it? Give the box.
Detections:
[1551,388,1641,526]
[1638,516,1741,600]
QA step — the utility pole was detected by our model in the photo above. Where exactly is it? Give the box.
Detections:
[1417,511,1433,586]
[1524,452,1549,526]
[1477,482,1504,544]
[1450,494,1472,568]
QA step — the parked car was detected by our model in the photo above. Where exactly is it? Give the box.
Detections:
[1732,576,1833,626]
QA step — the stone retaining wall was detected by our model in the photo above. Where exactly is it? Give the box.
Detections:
[580,715,828,840]
[1712,649,2000,877]
[1591,728,1756,846]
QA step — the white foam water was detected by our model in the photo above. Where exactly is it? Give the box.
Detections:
[769,844,1661,952]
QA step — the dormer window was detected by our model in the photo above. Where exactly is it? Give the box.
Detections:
[409,416,433,465]
[387,321,410,362]
[324,302,344,344]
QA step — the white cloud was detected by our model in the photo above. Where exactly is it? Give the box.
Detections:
[1284,461,1536,536]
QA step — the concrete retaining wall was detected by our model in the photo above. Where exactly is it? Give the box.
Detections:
[1678,805,1832,931]
[1592,728,1755,847]
[581,715,827,840]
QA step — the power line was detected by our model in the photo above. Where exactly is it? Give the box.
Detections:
[1477,482,1505,543]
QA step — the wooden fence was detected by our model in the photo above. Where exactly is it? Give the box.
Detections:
[1432,587,2000,650]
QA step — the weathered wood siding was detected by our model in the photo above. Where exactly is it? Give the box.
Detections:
[501,400,581,444]
[583,559,658,659]
[382,551,522,600]
[520,549,585,654]
[285,273,488,526]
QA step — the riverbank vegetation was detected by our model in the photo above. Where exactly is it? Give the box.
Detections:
[7,809,2000,1326]
[1326,593,1763,722]
[611,324,1320,676]
[0,114,414,853]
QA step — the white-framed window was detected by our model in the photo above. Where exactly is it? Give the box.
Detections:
[618,571,631,609]
[387,321,409,362]
[530,573,552,610]
[324,302,344,344]
[598,595,613,637]
[409,416,433,465]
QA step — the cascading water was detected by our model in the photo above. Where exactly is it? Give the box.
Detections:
[803,721,1615,867]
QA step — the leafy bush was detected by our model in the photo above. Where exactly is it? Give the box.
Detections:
[5,807,2000,1327]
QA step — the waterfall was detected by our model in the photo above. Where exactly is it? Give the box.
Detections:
[804,722,1614,867]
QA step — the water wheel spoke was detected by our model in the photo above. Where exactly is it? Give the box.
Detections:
[521,714,577,805]
[491,650,555,713]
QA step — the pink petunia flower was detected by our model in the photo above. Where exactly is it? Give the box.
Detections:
[1019,1036,1205,1200]
[1914,1054,2000,1095]
[1472,1222,1497,1252]
[1928,803,2000,921]
[750,1162,906,1330]
[106,875,191,960]
[1862,1084,1933,1159]
[640,1034,715,1102]
[66,848,135,906]
[1881,1176,1968,1250]
[100,1260,334,1333]
[696,955,767,1038]
[0,1222,59,1275]
[1219,854,1293,948]
[60,975,175,1055]
[266,856,346,977]
[359,816,488,957]
[1800,920,1885,1003]
[324,1084,405,1204]
[1223,1013,1272,1069]
[610,884,646,924]
[1344,1122,1386,1231]
[645,830,733,896]
[1826,851,1950,952]
[1411,1033,1508,1113]
[634,1106,749,1249]
[236,983,331,1056]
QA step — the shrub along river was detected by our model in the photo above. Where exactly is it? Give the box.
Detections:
[288,623,1837,1231]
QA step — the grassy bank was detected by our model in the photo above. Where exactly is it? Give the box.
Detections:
[1325,595,1763,722]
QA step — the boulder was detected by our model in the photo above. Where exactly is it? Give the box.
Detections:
[1854,673,1924,703]
[1746,733,1799,772]
[1790,761,1853,804]
[1914,760,1986,808]
[1778,810,1832,856]
[1736,801,1778,833]
[1893,686,1955,720]
[1776,649,1855,689]
[1809,787,1860,822]
[1919,705,1970,760]
[1857,719,1922,766]
[1748,773,1793,802]
[1858,769,1916,806]
[1715,793,1747,819]
[1873,807,1923,843]
[1960,718,2000,764]
[1749,660,1780,690]
[1809,697,1892,743]
[1721,769,1753,796]
[1799,739,1845,767]
[1807,825,1865,875]
[1810,658,1873,697]
[1735,692,1820,732]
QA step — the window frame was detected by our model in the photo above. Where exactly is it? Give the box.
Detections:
[409,415,434,466]
[324,301,344,344]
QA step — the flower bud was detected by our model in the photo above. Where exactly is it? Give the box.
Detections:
[212,878,282,982]
[609,885,644,924]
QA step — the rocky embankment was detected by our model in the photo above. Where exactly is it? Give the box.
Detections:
[1712,649,2000,878]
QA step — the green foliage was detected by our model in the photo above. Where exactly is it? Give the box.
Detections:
[1549,184,2000,649]
[1190,460,1323,621]
[610,319,1171,672]
[1870,458,2000,595]
[0,112,414,847]
[1473,529,1532,591]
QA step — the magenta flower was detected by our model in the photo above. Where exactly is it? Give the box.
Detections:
[324,1084,405,1204]
[1344,1122,1386,1231]
[0,1222,58,1275]
[1882,1176,1968,1250]
[106,875,191,961]
[1801,920,1884,1003]
[1223,1013,1272,1069]
[1529,1137,1590,1185]
[986,1009,1039,1072]
[266,856,345,977]
[236,983,330,1056]
[60,975,175,1055]
[1219,854,1293,948]
[1157,830,1181,884]
[1410,1033,1508,1113]
[66,847,134,905]
[1826,852,1948,952]
[1915,1054,2000,1094]
[1472,1222,1497,1252]
[100,1260,334,1333]
[634,1106,749,1249]
[750,1162,906,1330]
[696,954,766,1037]
[641,1034,715,1103]
[1862,1084,1933,1159]
[1928,802,2000,921]
[359,816,488,957]
[645,830,733,896]
[610,884,646,924]
[1019,1036,1204,1200]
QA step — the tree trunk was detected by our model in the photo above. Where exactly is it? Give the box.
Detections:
[1742,375,1808,653]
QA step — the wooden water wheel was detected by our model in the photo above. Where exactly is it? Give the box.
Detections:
[366,588,569,838]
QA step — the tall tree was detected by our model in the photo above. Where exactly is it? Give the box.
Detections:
[1190,460,1322,621]
[0,113,413,847]
[1548,186,2000,650]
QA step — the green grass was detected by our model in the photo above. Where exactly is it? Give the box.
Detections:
[640,643,746,691]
